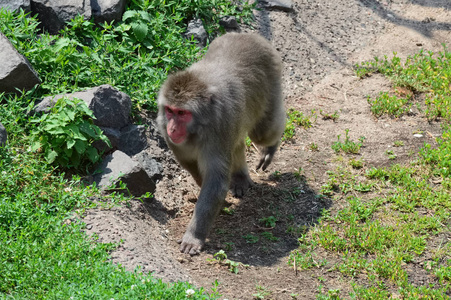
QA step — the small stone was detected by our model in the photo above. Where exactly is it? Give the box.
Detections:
[413,134,423,138]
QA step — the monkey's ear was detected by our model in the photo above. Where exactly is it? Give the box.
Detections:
[206,86,218,103]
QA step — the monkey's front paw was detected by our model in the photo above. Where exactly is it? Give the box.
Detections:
[178,233,204,255]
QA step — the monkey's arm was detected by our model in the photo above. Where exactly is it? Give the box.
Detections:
[180,154,230,255]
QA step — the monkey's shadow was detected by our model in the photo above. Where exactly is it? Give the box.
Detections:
[204,172,332,266]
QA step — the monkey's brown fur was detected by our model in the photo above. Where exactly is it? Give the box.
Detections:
[157,33,285,255]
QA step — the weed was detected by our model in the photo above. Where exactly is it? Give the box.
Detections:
[260,231,280,242]
[368,92,411,118]
[320,110,339,121]
[349,158,363,169]
[394,140,404,147]
[253,285,272,299]
[309,142,319,151]
[283,109,317,141]
[259,216,277,228]
[29,97,110,170]
[223,206,235,215]
[208,250,249,274]
[331,129,365,154]
[294,167,305,180]
[386,149,397,160]
[243,234,259,244]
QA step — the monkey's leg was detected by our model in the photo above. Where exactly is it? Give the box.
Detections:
[230,141,253,197]
[180,159,229,255]
[180,160,202,187]
[250,109,285,171]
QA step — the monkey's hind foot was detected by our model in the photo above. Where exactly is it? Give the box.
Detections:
[179,232,204,255]
[256,145,279,171]
[230,171,253,198]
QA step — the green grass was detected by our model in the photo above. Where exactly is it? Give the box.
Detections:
[0,1,255,298]
[367,91,411,118]
[0,0,254,112]
[283,109,317,141]
[292,47,451,298]
[0,94,215,299]
[355,47,451,121]
[331,129,365,154]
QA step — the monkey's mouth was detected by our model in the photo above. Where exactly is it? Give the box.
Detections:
[170,135,186,144]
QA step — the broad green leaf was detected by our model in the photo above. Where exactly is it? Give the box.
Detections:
[132,21,148,42]
[74,140,87,154]
[138,11,152,22]
[79,122,97,138]
[86,147,100,163]
[30,141,42,152]
[45,149,58,163]
[66,138,76,149]
[122,10,137,21]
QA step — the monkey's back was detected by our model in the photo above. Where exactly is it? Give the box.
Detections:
[188,33,283,136]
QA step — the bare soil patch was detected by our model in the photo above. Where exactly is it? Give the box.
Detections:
[83,1,451,299]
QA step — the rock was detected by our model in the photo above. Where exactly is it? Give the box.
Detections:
[91,0,126,24]
[258,0,293,12]
[93,150,156,196]
[118,124,148,156]
[133,150,163,182]
[185,19,207,47]
[0,0,30,12]
[0,33,41,94]
[219,16,239,31]
[30,0,92,34]
[0,122,7,147]
[413,134,423,138]
[89,85,131,129]
[34,85,131,129]
[92,126,120,152]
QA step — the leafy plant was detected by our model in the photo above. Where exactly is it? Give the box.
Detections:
[394,140,404,147]
[320,110,339,121]
[331,129,365,154]
[259,216,277,228]
[261,231,280,242]
[208,250,249,274]
[253,285,271,299]
[29,97,110,170]
[368,92,411,118]
[283,109,317,141]
[243,234,259,244]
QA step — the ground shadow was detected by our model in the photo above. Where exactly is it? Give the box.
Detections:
[358,0,451,38]
[201,171,332,266]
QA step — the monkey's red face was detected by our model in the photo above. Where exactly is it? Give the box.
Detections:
[165,106,193,144]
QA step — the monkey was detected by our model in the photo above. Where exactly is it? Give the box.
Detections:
[157,33,285,255]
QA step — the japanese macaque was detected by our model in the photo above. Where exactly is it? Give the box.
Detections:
[157,33,285,255]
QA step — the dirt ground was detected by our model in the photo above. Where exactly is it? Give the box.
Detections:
[83,0,451,299]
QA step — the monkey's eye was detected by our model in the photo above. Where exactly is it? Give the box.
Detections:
[165,107,174,114]
[178,110,186,116]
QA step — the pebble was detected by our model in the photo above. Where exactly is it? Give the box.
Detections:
[413,134,423,138]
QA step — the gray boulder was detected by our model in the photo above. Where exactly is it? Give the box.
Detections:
[0,33,41,94]
[118,124,148,156]
[93,150,156,196]
[185,19,207,47]
[133,150,163,182]
[30,0,91,34]
[219,16,239,31]
[92,126,120,152]
[34,84,132,129]
[258,0,293,12]
[0,0,30,12]
[0,122,7,147]
[91,0,126,24]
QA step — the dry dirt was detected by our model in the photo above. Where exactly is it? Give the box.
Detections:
[83,0,451,299]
